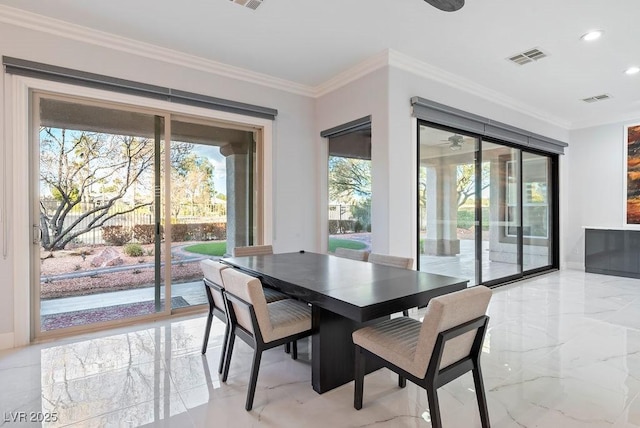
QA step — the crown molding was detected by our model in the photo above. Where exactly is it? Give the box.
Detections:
[312,50,389,97]
[387,49,572,130]
[569,109,640,130]
[0,5,316,97]
[4,5,619,131]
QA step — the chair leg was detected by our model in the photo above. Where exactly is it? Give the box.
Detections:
[221,327,236,382]
[201,311,214,354]
[354,345,365,410]
[426,385,442,428]
[402,309,409,317]
[291,340,298,360]
[245,349,263,411]
[284,343,290,354]
[398,375,406,388]
[217,321,230,374]
[472,365,491,428]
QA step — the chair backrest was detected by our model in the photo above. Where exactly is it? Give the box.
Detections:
[233,245,273,257]
[334,247,369,261]
[221,268,271,336]
[368,253,413,269]
[200,260,228,311]
[414,286,492,375]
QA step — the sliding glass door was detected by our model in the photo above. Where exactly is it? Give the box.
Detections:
[417,125,478,285]
[167,116,259,308]
[480,141,521,283]
[33,94,264,336]
[36,96,166,333]
[522,152,553,271]
[417,121,558,286]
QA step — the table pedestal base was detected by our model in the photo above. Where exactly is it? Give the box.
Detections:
[311,306,386,393]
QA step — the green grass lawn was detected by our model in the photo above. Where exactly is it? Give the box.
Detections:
[328,238,367,253]
[182,241,227,257]
[183,239,364,256]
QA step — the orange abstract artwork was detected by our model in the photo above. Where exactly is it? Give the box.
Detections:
[627,124,640,224]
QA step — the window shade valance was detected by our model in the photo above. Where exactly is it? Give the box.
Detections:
[320,115,371,138]
[411,97,567,154]
[3,56,278,120]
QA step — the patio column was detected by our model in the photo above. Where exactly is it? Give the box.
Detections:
[424,163,460,256]
[220,138,251,255]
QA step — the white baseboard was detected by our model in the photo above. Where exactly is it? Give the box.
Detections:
[564,262,585,271]
[0,332,15,350]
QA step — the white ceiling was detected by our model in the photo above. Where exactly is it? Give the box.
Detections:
[1,0,639,128]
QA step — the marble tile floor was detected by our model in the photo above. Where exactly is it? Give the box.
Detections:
[3,269,640,427]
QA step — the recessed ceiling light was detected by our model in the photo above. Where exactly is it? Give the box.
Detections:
[581,30,603,41]
[625,66,640,75]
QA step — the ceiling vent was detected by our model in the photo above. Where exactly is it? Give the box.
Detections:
[507,48,548,65]
[582,94,612,103]
[230,0,264,10]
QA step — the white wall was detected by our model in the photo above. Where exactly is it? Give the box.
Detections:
[315,67,390,253]
[0,22,317,345]
[564,122,632,269]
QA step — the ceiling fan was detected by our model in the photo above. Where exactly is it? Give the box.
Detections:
[424,0,465,12]
[446,134,464,151]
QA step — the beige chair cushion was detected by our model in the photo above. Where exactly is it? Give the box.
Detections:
[221,268,311,343]
[334,248,369,261]
[263,287,290,303]
[265,299,312,342]
[368,253,414,269]
[200,260,228,310]
[353,286,492,379]
[353,317,422,375]
[233,245,273,257]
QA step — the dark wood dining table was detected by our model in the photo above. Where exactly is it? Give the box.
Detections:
[222,251,468,393]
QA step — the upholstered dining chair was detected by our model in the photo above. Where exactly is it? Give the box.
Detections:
[334,247,370,261]
[368,252,414,269]
[368,253,414,315]
[233,244,273,257]
[200,260,229,371]
[220,268,313,411]
[352,286,492,428]
[230,245,289,302]
[200,259,289,372]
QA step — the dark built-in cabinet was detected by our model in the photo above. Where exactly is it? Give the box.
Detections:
[585,228,640,278]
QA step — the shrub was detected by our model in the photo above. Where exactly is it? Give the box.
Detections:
[203,222,227,240]
[456,208,490,230]
[328,220,357,234]
[456,209,475,229]
[354,221,363,233]
[171,223,190,242]
[133,224,159,244]
[102,225,132,246]
[339,220,355,233]
[170,222,227,242]
[190,223,206,240]
[123,243,144,257]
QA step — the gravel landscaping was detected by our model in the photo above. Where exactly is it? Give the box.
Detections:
[40,244,205,299]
